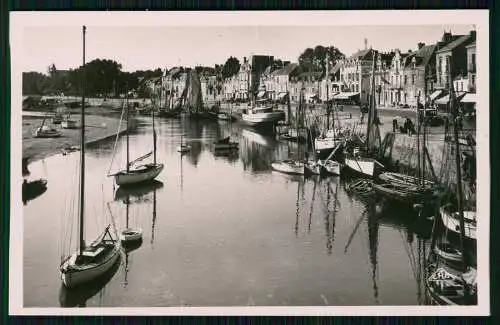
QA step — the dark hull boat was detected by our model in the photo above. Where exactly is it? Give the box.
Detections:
[22,179,48,204]
[214,136,239,150]
[425,262,477,306]
[372,182,435,203]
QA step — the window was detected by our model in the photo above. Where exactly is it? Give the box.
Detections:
[412,74,415,84]
[404,75,407,84]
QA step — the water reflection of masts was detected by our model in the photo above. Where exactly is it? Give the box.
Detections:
[151,187,157,246]
[367,201,380,303]
[295,181,301,237]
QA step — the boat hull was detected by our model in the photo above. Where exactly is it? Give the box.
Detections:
[120,228,143,242]
[60,243,121,288]
[440,207,476,240]
[241,111,285,126]
[318,160,341,175]
[344,157,377,177]
[114,163,164,186]
[61,120,78,129]
[177,145,191,153]
[271,161,305,175]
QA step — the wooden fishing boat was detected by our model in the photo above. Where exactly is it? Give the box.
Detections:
[440,205,477,240]
[60,27,121,289]
[303,160,323,176]
[317,160,342,176]
[344,153,384,178]
[120,195,143,243]
[271,160,305,175]
[346,179,374,196]
[425,262,477,305]
[434,242,463,263]
[378,172,435,187]
[214,136,239,150]
[217,112,232,121]
[372,182,434,203]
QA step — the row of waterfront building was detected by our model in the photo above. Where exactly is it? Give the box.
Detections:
[154,30,476,110]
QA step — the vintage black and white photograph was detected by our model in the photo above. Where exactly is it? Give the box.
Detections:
[10,11,489,315]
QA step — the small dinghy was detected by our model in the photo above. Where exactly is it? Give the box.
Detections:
[346,179,374,196]
[33,125,62,138]
[372,182,434,203]
[378,172,435,187]
[119,228,143,243]
[434,242,463,263]
[176,144,191,153]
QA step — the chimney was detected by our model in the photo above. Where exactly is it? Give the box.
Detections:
[442,32,452,43]
[244,57,247,63]
[364,38,368,50]
[418,42,425,49]
[470,30,476,39]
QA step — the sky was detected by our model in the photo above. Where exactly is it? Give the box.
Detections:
[20,20,475,73]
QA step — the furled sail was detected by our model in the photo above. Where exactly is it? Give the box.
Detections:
[186,70,203,112]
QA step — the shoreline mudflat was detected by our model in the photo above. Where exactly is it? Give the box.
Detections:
[22,107,127,164]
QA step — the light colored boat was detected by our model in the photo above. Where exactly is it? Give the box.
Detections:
[61,114,78,129]
[120,228,143,242]
[60,26,121,289]
[271,160,305,175]
[344,155,384,177]
[109,92,164,187]
[114,163,164,186]
[33,125,62,138]
[217,112,232,121]
[241,105,285,126]
[317,160,341,175]
[176,144,191,153]
[315,129,342,155]
[440,205,476,240]
[304,160,322,175]
[61,226,121,288]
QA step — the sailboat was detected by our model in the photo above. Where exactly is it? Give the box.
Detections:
[315,54,343,157]
[426,56,477,305]
[32,114,62,138]
[109,88,164,186]
[60,26,121,289]
[271,86,306,175]
[343,50,384,177]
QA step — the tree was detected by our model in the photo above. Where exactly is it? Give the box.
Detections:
[298,46,345,71]
[22,72,47,95]
[221,56,240,79]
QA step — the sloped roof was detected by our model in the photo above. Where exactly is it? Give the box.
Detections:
[436,34,472,53]
[168,67,182,78]
[347,48,375,60]
[272,63,299,76]
[404,44,436,67]
[466,41,476,49]
[297,70,323,78]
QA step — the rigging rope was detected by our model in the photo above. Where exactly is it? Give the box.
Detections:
[106,105,126,176]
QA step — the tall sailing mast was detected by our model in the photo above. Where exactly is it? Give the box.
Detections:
[447,56,467,269]
[78,25,87,256]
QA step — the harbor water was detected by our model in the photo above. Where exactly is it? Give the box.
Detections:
[23,116,432,307]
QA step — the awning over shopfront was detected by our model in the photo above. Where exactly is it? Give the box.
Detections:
[435,92,466,105]
[334,92,359,99]
[429,90,444,101]
[277,92,288,99]
[460,93,476,103]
